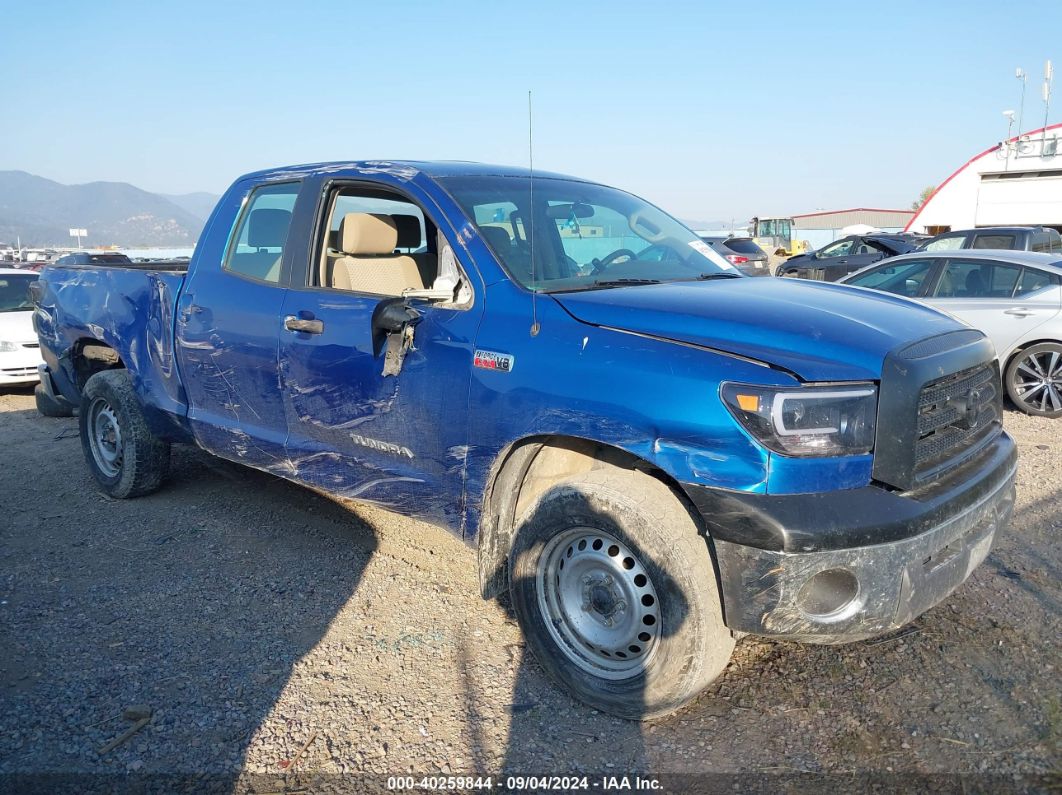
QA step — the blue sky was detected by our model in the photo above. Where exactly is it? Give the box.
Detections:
[3,0,1060,222]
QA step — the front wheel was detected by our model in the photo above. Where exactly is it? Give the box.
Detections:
[1005,342,1062,417]
[508,468,734,720]
[79,370,170,497]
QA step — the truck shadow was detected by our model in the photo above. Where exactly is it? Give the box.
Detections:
[0,415,378,790]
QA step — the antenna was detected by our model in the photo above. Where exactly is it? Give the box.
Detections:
[1016,67,1027,139]
[1043,60,1054,149]
[528,89,540,337]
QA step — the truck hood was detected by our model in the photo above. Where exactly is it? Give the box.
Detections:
[552,278,966,381]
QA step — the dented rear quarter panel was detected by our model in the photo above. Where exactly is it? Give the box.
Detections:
[34,264,190,439]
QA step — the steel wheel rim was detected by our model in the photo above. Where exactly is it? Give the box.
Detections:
[1014,349,1062,413]
[537,527,661,680]
[88,397,123,477]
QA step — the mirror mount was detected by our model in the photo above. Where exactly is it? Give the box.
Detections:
[401,287,455,302]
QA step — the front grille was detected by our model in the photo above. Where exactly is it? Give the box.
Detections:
[914,364,1000,478]
[2,367,38,376]
[22,342,39,349]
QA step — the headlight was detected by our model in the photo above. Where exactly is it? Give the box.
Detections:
[721,382,877,457]
[0,341,19,352]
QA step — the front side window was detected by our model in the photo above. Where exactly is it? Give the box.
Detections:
[313,186,471,304]
[441,176,735,292]
[819,239,854,258]
[924,234,966,252]
[846,259,933,297]
[933,260,1021,298]
[224,182,300,283]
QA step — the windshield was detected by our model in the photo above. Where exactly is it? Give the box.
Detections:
[0,274,38,313]
[440,176,738,292]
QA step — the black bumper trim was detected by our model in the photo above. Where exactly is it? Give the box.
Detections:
[683,432,1016,553]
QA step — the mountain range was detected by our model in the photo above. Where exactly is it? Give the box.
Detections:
[0,171,219,248]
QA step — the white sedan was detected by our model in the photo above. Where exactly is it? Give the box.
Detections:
[0,268,43,386]
[839,250,1062,417]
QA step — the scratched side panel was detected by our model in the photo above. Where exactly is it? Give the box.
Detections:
[35,264,191,440]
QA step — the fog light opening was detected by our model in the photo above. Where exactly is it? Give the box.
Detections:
[797,568,862,622]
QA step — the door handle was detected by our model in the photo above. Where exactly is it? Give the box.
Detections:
[284,315,325,334]
[1003,307,1034,317]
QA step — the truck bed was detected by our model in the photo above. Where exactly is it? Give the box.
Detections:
[34,263,189,422]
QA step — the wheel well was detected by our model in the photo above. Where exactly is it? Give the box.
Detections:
[477,436,701,599]
[1001,338,1062,386]
[71,339,125,392]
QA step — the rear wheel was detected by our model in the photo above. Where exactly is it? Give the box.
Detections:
[79,370,170,497]
[508,468,734,720]
[1005,342,1062,418]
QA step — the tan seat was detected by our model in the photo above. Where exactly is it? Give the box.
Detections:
[390,213,437,285]
[331,213,426,295]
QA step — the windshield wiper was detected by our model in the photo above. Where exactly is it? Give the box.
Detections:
[696,272,742,280]
[592,278,662,287]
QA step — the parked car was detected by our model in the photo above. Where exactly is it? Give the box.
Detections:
[33,161,1016,719]
[918,226,1062,254]
[53,252,133,267]
[778,233,920,281]
[0,268,43,386]
[699,235,771,276]
[840,250,1062,417]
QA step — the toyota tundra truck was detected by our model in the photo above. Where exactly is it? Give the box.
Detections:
[32,161,1017,719]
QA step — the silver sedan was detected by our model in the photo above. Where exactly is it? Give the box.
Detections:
[839,250,1062,417]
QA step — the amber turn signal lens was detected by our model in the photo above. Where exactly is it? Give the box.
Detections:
[736,394,759,412]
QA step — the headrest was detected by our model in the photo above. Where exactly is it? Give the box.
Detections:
[247,208,292,248]
[339,213,398,254]
[479,225,512,255]
[391,214,422,249]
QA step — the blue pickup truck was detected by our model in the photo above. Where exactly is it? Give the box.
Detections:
[33,161,1017,719]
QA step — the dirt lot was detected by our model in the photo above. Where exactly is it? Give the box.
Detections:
[0,385,1058,792]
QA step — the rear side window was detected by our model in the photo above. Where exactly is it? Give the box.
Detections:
[723,238,763,255]
[933,259,1021,298]
[1014,268,1057,296]
[224,182,300,283]
[970,234,1017,250]
[1031,231,1062,253]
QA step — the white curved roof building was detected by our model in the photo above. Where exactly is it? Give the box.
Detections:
[907,123,1062,234]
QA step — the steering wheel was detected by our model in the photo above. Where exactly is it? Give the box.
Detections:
[590,248,637,275]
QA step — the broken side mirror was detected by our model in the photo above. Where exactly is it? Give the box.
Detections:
[372,298,423,376]
[372,298,422,337]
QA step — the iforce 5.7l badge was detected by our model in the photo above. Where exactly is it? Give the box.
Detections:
[473,349,515,372]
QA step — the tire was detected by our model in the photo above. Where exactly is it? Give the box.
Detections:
[79,370,170,498]
[35,383,74,417]
[508,468,734,720]
[1004,342,1062,418]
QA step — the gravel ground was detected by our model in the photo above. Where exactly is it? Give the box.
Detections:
[0,385,1058,792]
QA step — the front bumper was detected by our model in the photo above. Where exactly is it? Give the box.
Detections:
[686,433,1017,643]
